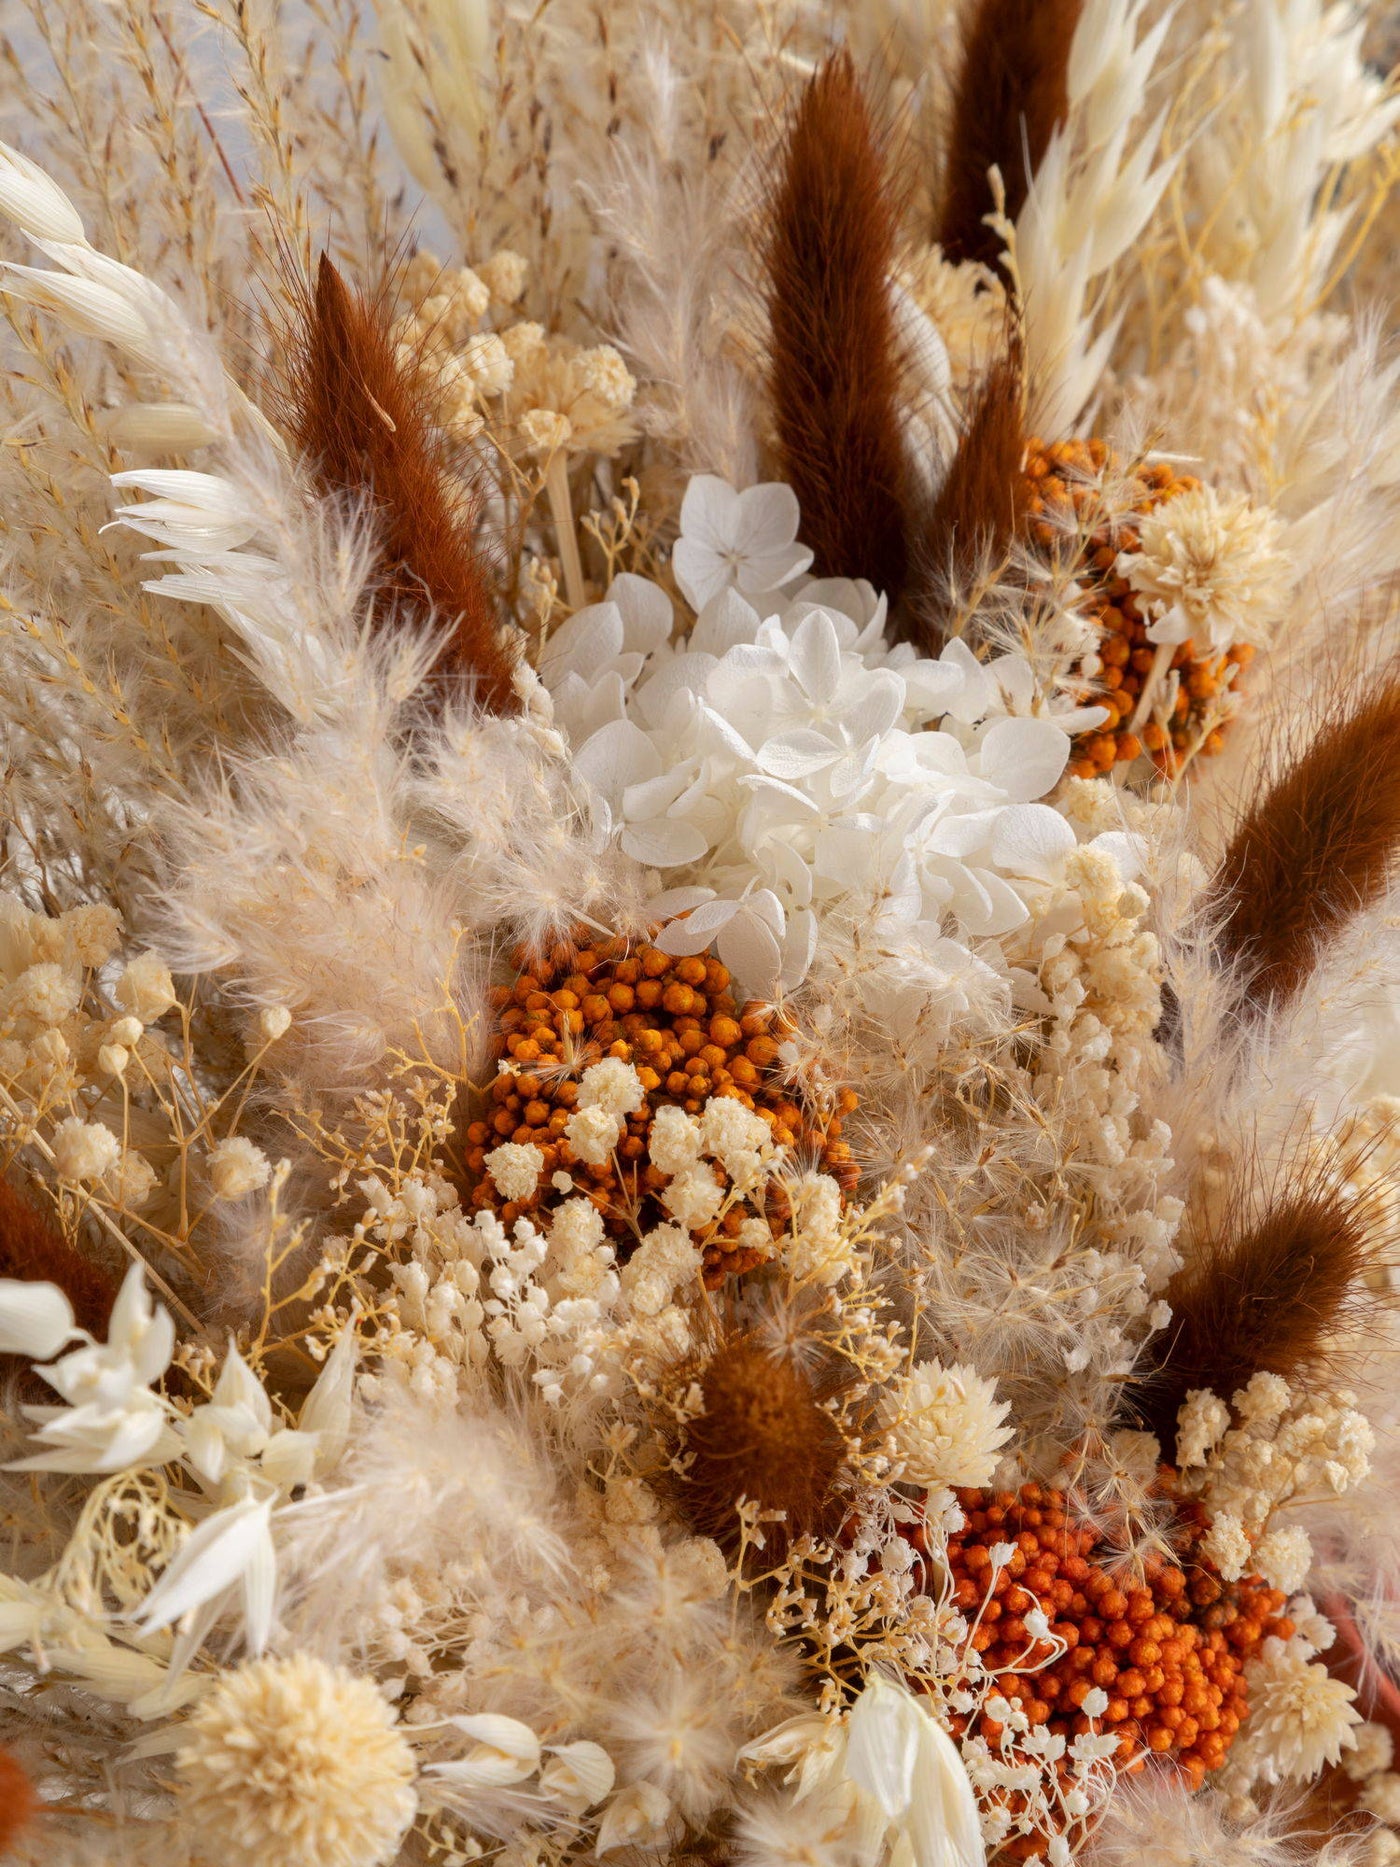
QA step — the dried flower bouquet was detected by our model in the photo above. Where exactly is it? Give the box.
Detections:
[0,1,1399,1865]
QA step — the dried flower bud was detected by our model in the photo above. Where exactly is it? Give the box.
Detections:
[115,951,177,1023]
[51,1116,121,1182]
[208,1137,272,1201]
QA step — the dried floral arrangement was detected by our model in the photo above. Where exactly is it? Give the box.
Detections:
[2,0,1400,1863]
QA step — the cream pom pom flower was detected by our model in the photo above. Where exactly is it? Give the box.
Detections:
[175,1653,417,1867]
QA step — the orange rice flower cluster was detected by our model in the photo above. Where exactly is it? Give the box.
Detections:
[462,932,858,1285]
[908,1484,1290,1808]
[1022,440,1253,780]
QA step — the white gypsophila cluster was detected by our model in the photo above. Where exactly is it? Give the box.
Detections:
[880,1358,1013,1489]
[542,473,1107,1006]
[374,1116,856,1413]
[1179,1372,1374,1589]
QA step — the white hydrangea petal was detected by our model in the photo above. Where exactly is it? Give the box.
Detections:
[539,601,624,684]
[789,610,843,704]
[717,909,783,998]
[989,804,1078,879]
[976,716,1071,802]
[573,719,662,805]
[609,572,673,653]
[621,818,710,867]
[690,587,763,657]
[679,474,740,553]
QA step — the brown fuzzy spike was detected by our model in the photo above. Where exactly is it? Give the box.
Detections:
[936,0,1083,270]
[0,1172,114,1338]
[1134,1180,1376,1448]
[287,254,515,710]
[1210,676,1400,1006]
[678,1332,847,1555]
[899,328,1026,648]
[764,50,912,603]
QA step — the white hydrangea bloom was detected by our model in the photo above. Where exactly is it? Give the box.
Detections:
[542,489,1107,1003]
[670,476,812,610]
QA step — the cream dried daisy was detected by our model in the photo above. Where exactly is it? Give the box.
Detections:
[1120,484,1289,654]
[175,1653,417,1867]
[881,1357,1013,1488]
[1239,1636,1361,1783]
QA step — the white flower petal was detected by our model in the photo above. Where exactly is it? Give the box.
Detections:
[573,719,662,806]
[0,1279,76,1360]
[976,716,1071,802]
[621,818,710,867]
[904,1713,986,1867]
[540,1741,615,1810]
[845,1674,923,1819]
[134,1495,275,1636]
[297,1321,357,1476]
[988,804,1077,879]
[718,909,783,999]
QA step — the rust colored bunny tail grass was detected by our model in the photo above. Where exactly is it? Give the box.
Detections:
[288,254,515,709]
[0,1748,37,1853]
[902,329,1026,648]
[1209,676,1400,1008]
[764,50,912,603]
[1134,1179,1377,1448]
[0,1172,114,1338]
[935,0,1082,270]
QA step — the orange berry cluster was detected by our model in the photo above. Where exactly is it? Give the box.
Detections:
[1021,439,1252,780]
[907,1484,1290,1808]
[461,932,858,1285]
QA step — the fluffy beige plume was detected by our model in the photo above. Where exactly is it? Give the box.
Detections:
[593,43,758,489]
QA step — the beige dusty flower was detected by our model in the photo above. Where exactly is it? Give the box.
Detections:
[1120,485,1289,653]
[175,1653,417,1867]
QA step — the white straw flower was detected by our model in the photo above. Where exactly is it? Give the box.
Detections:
[1121,485,1289,653]
[881,1358,1013,1488]
[1240,1637,1361,1782]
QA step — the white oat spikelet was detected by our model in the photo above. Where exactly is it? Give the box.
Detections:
[174,1653,417,1867]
